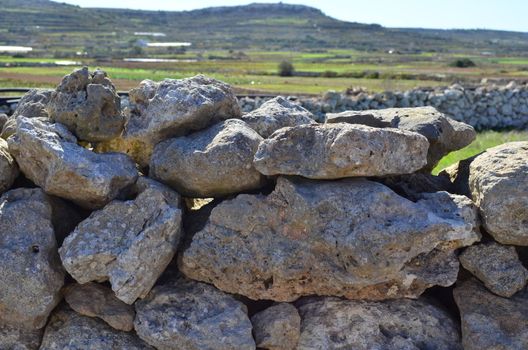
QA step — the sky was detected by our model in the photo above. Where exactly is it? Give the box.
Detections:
[51,0,528,32]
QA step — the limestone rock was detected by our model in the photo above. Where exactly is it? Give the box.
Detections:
[150,119,265,197]
[251,303,300,350]
[0,188,64,329]
[326,106,476,170]
[467,142,528,245]
[179,177,479,302]
[253,123,429,179]
[296,297,462,350]
[39,305,152,350]
[1,89,52,139]
[379,172,455,201]
[0,325,42,350]
[60,177,183,304]
[64,282,135,331]
[0,113,7,130]
[454,278,528,350]
[47,67,125,142]
[241,96,315,138]
[8,117,138,209]
[0,138,18,193]
[96,75,241,166]
[459,242,528,297]
[134,277,255,350]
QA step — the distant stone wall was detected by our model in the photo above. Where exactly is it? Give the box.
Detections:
[239,81,528,130]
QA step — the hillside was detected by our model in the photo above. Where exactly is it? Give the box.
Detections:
[1,0,528,56]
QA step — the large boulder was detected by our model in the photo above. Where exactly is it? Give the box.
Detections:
[179,177,479,302]
[467,142,528,245]
[134,277,255,350]
[251,303,301,350]
[241,96,316,138]
[39,305,153,350]
[0,138,18,194]
[459,242,528,297]
[1,89,52,139]
[150,119,265,197]
[47,67,125,142]
[454,278,528,350]
[326,106,476,170]
[0,325,42,350]
[0,188,64,329]
[8,117,138,209]
[96,75,241,167]
[60,177,183,304]
[253,123,429,179]
[296,297,462,349]
[64,282,136,331]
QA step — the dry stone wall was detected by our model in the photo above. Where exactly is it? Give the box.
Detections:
[0,67,527,350]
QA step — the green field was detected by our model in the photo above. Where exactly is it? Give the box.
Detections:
[433,131,528,174]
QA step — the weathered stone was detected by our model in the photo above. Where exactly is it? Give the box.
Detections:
[241,96,315,138]
[326,106,476,170]
[253,123,429,179]
[64,282,135,331]
[150,119,265,197]
[296,297,462,350]
[47,67,125,142]
[134,277,255,350]
[179,177,479,302]
[60,177,183,304]
[379,172,455,201]
[467,142,528,245]
[0,138,18,193]
[0,325,42,350]
[0,113,7,130]
[459,242,528,297]
[8,117,138,209]
[251,303,300,350]
[454,278,528,350]
[96,75,241,166]
[39,305,152,350]
[0,188,64,329]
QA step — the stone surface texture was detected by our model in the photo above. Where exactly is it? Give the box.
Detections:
[179,176,479,302]
[253,123,429,179]
[0,325,42,350]
[241,96,315,138]
[0,138,18,193]
[8,116,138,209]
[134,277,255,350]
[150,119,265,197]
[1,89,52,139]
[251,303,301,350]
[47,67,125,142]
[0,188,64,330]
[64,282,136,331]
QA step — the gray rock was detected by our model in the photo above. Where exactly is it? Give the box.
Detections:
[0,138,18,194]
[60,177,183,304]
[39,305,152,350]
[297,297,462,350]
[459,242,528,297]
[326,106,476,170]
[0,188,64,329]
[134,277,255,350]
[1,89,52,140]
[253,123,429,179]
[64,282,135,331]
[179,177,479,302]
[150,119,265,197]
[0,113,8,130]
[454,278,528,350]
[96,75,241,167]
[8,117,138,209]
[47,67,125,142]
[241,96,315,138]
[0,325,42,350]
[379,172,455,201]
[467,142,528,245]
[251,303,300,350]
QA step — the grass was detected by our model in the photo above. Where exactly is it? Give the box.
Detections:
[433,131,528,174]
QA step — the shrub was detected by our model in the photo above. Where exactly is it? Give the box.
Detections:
[449,58,476,68]
[278,61,295,77]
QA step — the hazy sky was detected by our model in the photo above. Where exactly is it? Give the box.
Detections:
[52,0,528,32]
